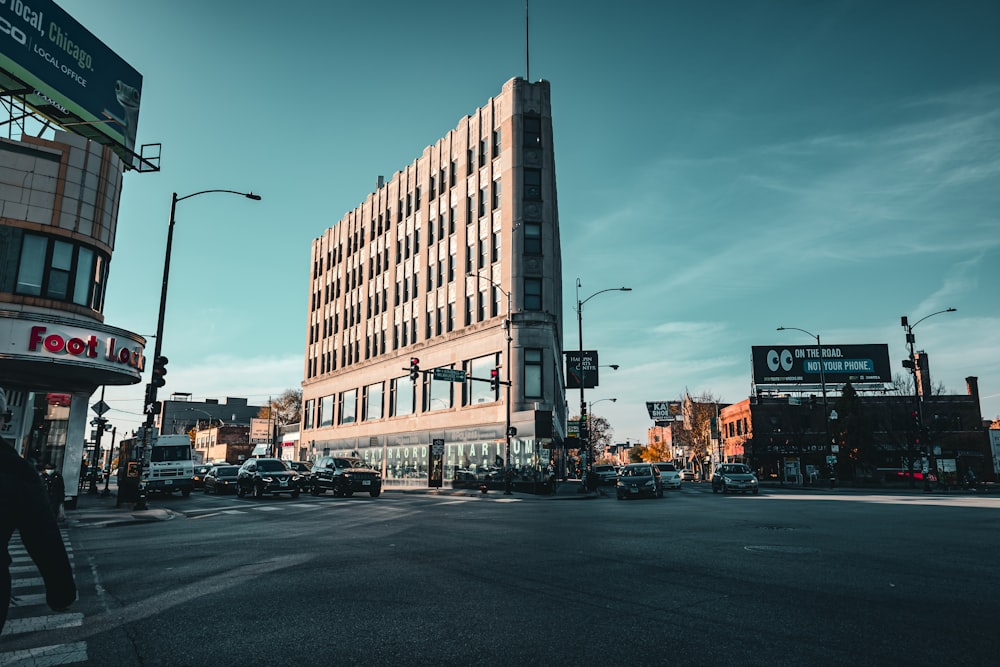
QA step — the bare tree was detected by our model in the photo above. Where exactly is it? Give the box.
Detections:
[672,392,723,475]
[257,389,302,425]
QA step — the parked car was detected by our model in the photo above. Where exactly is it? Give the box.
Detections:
[236,458,303,498]
[203,465,240,494]
[679,468,696,481]
[192,464,215,490]
[616,463,663,499]
[711,463,759,494]
[309,456,382,497]
[592,464,619,486]
[287,461,313,490]
[653,462,682,490]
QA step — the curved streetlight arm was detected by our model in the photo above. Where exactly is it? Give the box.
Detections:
[776,326,818,343]
[176,189,262,203]
[904,307,956,331]
[578,286,633,311]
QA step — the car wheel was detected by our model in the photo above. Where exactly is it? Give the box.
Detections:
[203,485,209,494]
[310,485,322,496]
[182,488,191,498]
[291,490,300,498]
[253,483,264,499]
[617,494,624,500]
[237,484,245,498]
[753,488,759,495]
[721,483,728,494]
[712,484,719,494]
[369,487,381,498]
[344,489,354,498]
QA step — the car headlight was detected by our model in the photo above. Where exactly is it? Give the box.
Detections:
[722,476,732,483]
[262,476,274,483]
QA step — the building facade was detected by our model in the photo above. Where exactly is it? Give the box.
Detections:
[0,131,145,505]
[720,375,992,486]
[300,77,566,487]
[153,394,267,436]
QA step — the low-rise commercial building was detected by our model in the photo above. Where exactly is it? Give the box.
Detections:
[720,374,991,486]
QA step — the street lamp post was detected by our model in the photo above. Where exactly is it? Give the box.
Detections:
[588,397,617,464]
[468,273,514,493]
[777,326,830,480]
[901,307,956,491]
[135,189,261,510]
[576,279,631,484]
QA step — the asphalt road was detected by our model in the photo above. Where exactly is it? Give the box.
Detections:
[5,484,1000,666]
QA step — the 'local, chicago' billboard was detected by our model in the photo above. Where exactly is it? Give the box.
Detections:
[0,0,143,165]
[752,343,892,386]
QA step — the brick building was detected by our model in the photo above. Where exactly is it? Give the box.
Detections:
[720,375,991,486]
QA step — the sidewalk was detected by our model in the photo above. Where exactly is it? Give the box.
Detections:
[64,489,178,528]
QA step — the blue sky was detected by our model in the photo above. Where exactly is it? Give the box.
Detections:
[59,0,999,440]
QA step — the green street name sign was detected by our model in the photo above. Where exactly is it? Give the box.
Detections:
[433,368,467,382]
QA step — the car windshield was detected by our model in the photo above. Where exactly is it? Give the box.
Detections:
[216,466,239,475]
[656,464,675,472]
[151,445,191,463]
[257,460,288,472]
[594,466,614,473]
[721,464,751,475]
[337,458,372,469]
[623,466,651,477]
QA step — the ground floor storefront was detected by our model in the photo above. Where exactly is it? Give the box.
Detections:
[308,424,562,492]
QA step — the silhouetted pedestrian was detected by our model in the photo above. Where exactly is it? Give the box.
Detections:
[1,387,76,633]
[42,462,67,521]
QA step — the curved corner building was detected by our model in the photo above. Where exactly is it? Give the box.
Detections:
[0,131,145,503]
[301,78,566,486]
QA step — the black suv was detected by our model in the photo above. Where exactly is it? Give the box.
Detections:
[236,458,303,498]
[309,456,382,497]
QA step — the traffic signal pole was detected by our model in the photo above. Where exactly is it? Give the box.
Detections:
[133,193,180,510]
[135,190,261,510]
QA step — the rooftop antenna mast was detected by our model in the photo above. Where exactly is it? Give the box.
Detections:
[525,0,530,81]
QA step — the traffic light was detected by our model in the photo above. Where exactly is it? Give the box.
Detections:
[490,367,500,392]
[409,357,420,382]
[151,356,169,388]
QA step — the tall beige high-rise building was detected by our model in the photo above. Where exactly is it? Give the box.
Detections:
[301,77,566,485]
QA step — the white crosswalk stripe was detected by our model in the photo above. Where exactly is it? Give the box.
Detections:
[0,641,89,666]
[2,534,89,665]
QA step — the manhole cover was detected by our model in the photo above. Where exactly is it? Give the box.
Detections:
[744,545,820,555]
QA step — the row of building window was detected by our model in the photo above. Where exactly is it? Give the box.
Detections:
[306,271,545,379]
[311,114,542,289]
[14,232,108,312]
[305,349,544,429]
